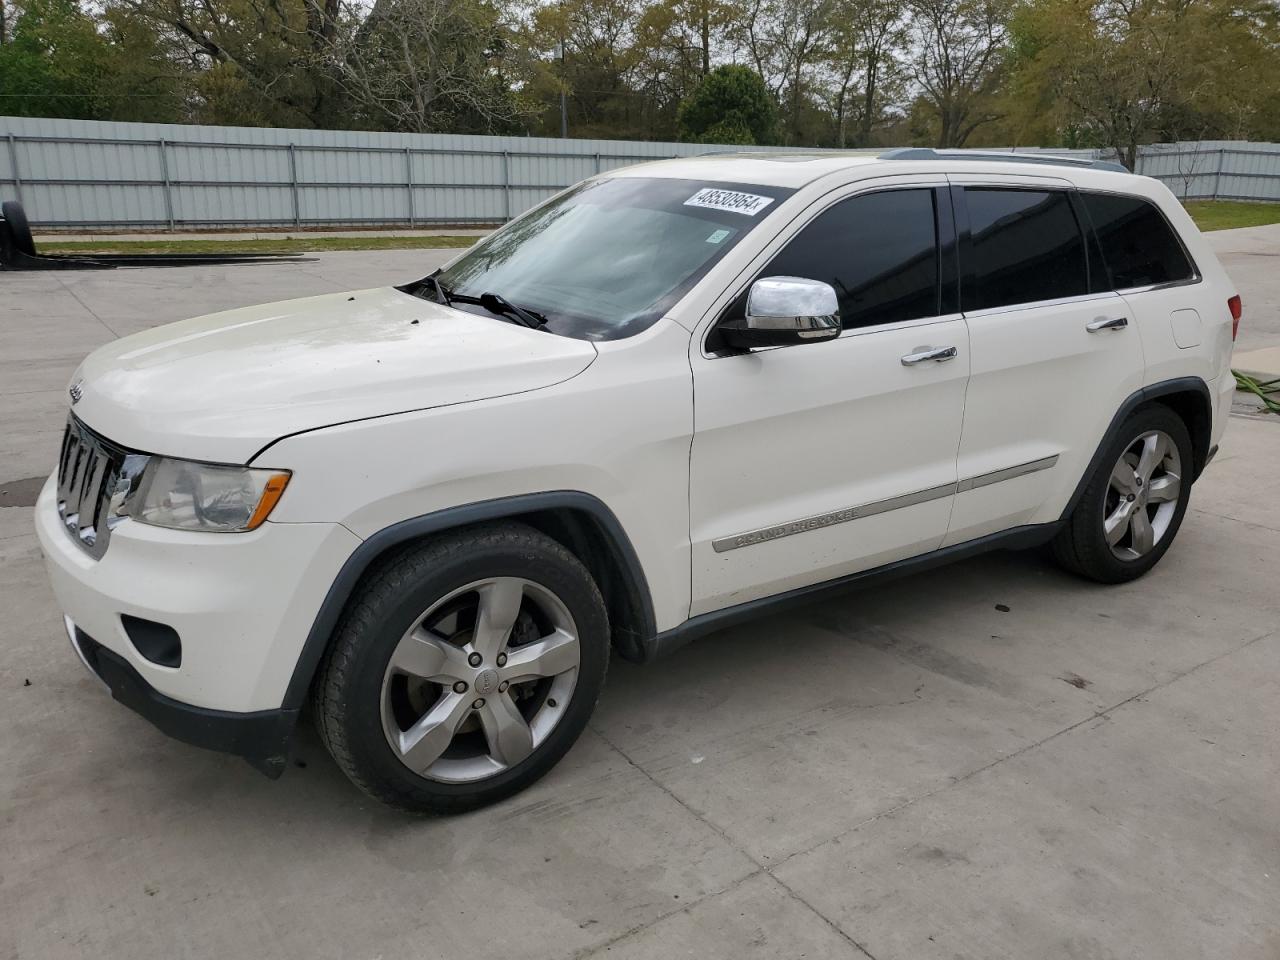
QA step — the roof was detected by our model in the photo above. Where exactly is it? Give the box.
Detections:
[601,148,1130,189]
[603,152,884,188]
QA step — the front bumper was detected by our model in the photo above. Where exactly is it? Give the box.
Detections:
[65,617,297,777]
[35,473,362,770]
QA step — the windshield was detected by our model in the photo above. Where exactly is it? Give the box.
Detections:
[432,177,794,340]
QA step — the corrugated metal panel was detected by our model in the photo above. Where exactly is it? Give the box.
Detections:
[2,116,1277,229]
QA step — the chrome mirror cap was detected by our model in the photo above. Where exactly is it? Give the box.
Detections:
[721,276,842,350]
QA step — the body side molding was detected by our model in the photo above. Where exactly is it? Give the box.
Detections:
[712,454,1059,553]
[280,491,658,711]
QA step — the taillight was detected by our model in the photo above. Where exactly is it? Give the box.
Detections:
[1228,294,1242,341]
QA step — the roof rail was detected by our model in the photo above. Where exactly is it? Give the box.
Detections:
[879,147,1128,173]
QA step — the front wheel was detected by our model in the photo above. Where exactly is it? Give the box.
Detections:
[1053,404,1193,584]
[312,522,609,813]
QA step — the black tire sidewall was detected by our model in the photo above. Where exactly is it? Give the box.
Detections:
[328,530,609,809]
[1071,404,1194,582]
[1,201,36,256]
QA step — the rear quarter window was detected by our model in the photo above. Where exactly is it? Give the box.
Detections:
[1080,192,1195,289]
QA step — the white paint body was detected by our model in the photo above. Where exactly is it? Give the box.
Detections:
[36,154,1237,713]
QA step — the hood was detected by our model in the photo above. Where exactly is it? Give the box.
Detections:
[69,287,597,464]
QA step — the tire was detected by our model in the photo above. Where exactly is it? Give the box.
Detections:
[1052,404,1193,584]
[1,200,36,256]
[311,522,609,814]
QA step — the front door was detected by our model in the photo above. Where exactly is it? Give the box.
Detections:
[688,182,969,616]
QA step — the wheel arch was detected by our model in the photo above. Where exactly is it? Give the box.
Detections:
[1061,376,1213,522]
[280,491,659,712]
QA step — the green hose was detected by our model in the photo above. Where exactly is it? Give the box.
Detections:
[1233,369,1280,413]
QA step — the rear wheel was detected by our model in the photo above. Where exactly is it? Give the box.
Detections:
[312,523,609,813]
[1053,405,1193,583]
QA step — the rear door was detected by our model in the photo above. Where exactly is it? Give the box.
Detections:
[944,176,1145,546]
[1078,190,1218,388]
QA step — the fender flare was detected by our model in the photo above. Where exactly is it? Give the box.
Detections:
[279,490,657,711]
[1060,375,1213,521]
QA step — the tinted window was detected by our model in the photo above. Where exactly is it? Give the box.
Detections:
[1082,192,1194,289]
[747,189,940,330]
[964,189,1088,310]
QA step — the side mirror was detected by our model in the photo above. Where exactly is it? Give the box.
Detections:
[719,276,841,350]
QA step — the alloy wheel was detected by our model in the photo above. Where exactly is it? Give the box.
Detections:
[1103,429,1183,561]
[380,577,580,783]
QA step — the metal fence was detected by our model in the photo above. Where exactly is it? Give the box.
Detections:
[944,141,1280,201]
[1,116,1277,232]
[0,116,810,231]
[1128,143,1280,203]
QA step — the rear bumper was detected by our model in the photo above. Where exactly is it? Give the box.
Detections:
[66,617,296,777]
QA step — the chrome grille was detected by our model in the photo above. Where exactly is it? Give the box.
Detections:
[56,416,133,559]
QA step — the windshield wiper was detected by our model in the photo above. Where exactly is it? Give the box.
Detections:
[409,274,546,331]
[418,274,451,306]
[444,288,547,330]
[480,292,547,330]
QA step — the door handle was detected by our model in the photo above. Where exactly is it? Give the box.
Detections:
[901,345,958,366]
[1086,316,1128,333]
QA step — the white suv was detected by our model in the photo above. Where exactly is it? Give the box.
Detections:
[36,150,1240,812]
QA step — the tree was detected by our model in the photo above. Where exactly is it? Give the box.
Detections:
[727,0,832,143]
[0,0,182,121]
[908,0,1009,147]
[769,0,833,143]
[528,0,656,139]
[677,64,777,143]
[330,0,531,133]
[636,0,734,81]
[5,0,1279,153]
[826,0,907,146]
[1007,0,1280,169]
[115,0,343,127]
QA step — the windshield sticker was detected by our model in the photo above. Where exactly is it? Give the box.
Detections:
[684,188,774,217]
[705,228,731,244]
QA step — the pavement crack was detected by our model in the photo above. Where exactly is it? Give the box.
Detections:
[1189,505,1280,534]
[761,872,881,959]
[569,867,766,960]
[55,276,121,338]
[585,628,1274,956]
[592,724,747,861]
[768,626,1278,874]
[590,726,882,958]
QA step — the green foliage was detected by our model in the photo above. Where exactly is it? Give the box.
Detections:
[0,0,181,121]
[1185,201,1280,233]
[1004,0,1280,166]
[698,118,755,145]
[677,65,777,145]
[1,0,1278,152]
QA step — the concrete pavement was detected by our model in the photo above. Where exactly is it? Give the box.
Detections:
[1,240,1278,960]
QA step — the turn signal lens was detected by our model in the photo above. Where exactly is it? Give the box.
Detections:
[1228,294,1242,340]
[246,473,291,530]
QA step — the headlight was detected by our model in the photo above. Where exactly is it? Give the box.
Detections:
[119,457,291,533]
